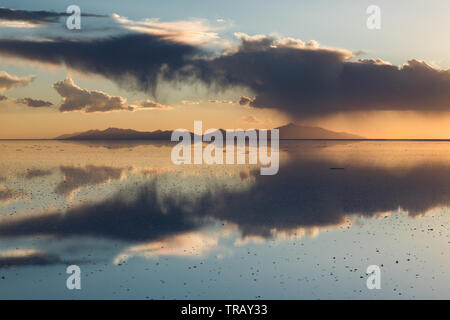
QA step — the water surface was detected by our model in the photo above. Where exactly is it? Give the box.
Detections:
[0,140,449,299]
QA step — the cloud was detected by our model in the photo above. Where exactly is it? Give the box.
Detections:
[2,155,450,242]
[181,100,201,105]
[0,8,65,26]
[238,96,253,106]
[133,99,172,110]
[181,99,234,105]
[0,71,34,93]
[55,165,126,197]
[16,97,53,108]
[0,249,79,267]
[2,7,450,116]
[0,7,105,27]
[0,249,57,266]
[196,34,450,116]
[112,14,222,46]
[0,33,199,93]
[23,169,53,179]
[53,77,132,113]
[202,159,450,237]
[115,230,220,262]
[207,99,234,104]
[0,71,45,108]
[0,182,200,242]
[0,185,18,203]
[53,77,170,113]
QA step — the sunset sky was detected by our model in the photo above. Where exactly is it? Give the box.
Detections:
[1,0,450,139]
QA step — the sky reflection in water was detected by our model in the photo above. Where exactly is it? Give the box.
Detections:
[0,140,449,299]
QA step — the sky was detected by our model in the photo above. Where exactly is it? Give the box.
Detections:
[1,0,450,138]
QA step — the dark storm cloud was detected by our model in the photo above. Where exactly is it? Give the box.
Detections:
[208,160,450,237]
[17,97,53,108]
[2,31,450,116]
[0,182,201,242]
[0,7,104,25]
[1,154,450,241]
[195,36,450,116]
[0,8,66,24]
[0,33,200,93]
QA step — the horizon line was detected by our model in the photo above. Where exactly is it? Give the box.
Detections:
[4,138,450,141]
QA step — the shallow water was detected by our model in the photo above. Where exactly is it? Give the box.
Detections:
[0,140,449,299]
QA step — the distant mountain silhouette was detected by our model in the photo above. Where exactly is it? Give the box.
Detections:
[55,124,364,140]
[276,123,364,139]
[55,128,173,140]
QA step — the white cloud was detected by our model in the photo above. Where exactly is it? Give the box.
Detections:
[53,77,132,113]
[0,71,34,93]
[114,230,220,263]
[112,14,223,46]
[53,77,173,113]
[132,99,172,110]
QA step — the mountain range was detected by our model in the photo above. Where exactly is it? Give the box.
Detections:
[55,123,364,140]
